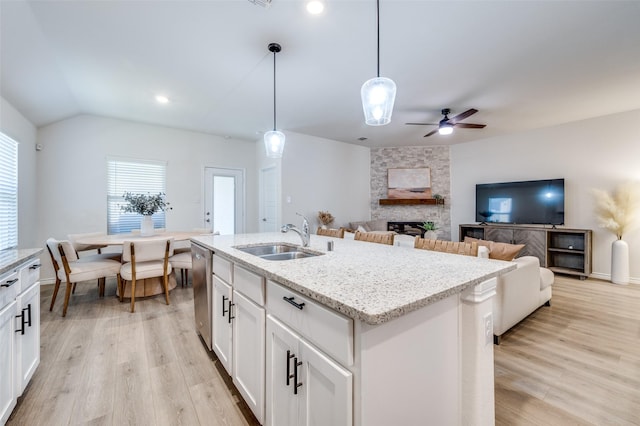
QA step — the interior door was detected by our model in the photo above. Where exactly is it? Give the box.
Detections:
[260,166,279,232]
[204,167,244,235]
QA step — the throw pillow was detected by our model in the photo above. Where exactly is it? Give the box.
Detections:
[350,221,372,232]
[464,236,524,261]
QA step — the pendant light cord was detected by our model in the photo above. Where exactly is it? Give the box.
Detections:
[273,50,277,131]
[376,0,380,78]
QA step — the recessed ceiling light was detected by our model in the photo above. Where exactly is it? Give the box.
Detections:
[306,0,324,15]
[155,95,169,104]
[357,137,368,141]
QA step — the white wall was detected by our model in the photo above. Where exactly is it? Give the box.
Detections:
[0,96,38,248]
[451,109,640,282]
[261,131,370,231]
[36,114,258,280]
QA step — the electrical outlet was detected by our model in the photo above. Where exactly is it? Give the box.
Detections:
[484,313,493,346]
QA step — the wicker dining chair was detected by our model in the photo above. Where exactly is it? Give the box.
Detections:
[316,227,345,238]
[354,230,395,245]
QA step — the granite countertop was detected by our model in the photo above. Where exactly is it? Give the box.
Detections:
[191,233,516,325]
[0,248,44,276]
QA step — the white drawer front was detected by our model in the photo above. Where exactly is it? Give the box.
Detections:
[213,254,233,284]
[234,265,265,306]
[267,280,353,366]
[19,258,42,290]
[0,271,19,309]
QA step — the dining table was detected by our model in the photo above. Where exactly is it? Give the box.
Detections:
[75,230,209,298]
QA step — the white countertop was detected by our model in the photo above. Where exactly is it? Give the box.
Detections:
[0,248,44,276]
[192,232,516,325]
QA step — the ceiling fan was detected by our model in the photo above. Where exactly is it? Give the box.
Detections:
[406,108,486,137]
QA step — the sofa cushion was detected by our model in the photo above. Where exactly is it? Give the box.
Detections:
[366,219,388,232]
[539,267,554,290]
[464,236,524,261]
[349,221,371,232]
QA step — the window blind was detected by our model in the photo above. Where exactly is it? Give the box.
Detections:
[107,158,167,234]
[0,132,18,250]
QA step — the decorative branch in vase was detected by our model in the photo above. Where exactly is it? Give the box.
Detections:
[592,182,639,284]
[121,192,172,236]
[318,210,335,229]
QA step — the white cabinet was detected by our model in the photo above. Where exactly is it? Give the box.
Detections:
[266,315,352,426]
[212,275,233,372]
[232,290,265,423]
[0,298,17,425]
[15,281,40,395]
[211,256,266,424]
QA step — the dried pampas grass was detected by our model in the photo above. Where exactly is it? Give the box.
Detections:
[317,210,335,226]
[592,182,640,240]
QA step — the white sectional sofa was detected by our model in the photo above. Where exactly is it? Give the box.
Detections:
[485,251,554,344]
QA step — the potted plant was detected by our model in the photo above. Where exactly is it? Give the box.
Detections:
[419,221,438,239]
[121,192,171,236]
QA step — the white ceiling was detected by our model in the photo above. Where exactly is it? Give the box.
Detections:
[2,0,640,147]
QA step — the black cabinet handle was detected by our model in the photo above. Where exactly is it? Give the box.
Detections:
[227,300,235,324]
[25,304,32,328]
[286,350,295,386]
[222,295,228,317]
[15,312,26,335]
[283,296,305,310]
[1,278,18,288]
[293,357,303,395]
[29,264,41,270]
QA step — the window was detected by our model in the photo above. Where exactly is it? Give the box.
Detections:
[107,158,167,234]
[0,132,18,250]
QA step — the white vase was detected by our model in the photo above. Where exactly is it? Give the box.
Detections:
[425,230,438,240]
[140,215,154,237]
[611,239,629,285]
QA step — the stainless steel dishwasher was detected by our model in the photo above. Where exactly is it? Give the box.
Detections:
[192,242,212,350]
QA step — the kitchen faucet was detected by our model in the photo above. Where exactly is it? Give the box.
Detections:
[281,213,310,247]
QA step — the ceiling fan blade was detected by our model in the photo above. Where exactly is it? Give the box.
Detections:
[449,108,478,123]
[454,123,486,129]
[423,129,439,137]
[405,122,438,126]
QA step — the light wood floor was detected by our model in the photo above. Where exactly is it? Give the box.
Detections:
[7,275,640,425]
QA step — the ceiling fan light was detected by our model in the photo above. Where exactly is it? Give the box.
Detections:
[361,77,396,126]
[264,130,285,158]
[438,124,453,135]
[306,0,324,14]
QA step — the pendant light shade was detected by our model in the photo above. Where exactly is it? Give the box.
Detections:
[361,77,396,126]
[264,42,285,158]
[361,0,396,126]
[264,130,285,158]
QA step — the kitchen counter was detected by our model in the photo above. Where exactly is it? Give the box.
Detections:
[192,232,515,325]
[0,248,44,276]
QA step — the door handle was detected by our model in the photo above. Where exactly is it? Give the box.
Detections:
[293,357,303,395]
[222,295,228,317]
[286,350,295,386]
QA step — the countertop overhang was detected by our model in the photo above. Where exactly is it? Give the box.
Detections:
[0,248,44,276]
[192,233,515,325]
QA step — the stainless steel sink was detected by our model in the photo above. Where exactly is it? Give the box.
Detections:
[234,243,323,261]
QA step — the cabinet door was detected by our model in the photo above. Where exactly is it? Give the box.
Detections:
[266,315,300,426]
[484,227,513,243]
[514,229,546,263]
[299,339,353,426]
[233,290,265,424]
[16,283,40,396]
[0,301,17,425]
[212,276,233,374]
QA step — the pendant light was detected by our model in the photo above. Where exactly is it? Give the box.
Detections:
[361,0,396,126]
[264,42,285,158]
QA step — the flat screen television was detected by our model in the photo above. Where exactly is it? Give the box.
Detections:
[475,178,565,225]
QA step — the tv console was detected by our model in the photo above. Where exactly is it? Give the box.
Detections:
[459,224,592,280]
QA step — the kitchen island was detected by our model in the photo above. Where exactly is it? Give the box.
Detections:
[191,232,515,426]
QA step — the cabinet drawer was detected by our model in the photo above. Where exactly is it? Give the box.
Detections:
[234,265,265,306]
[213,254,233,284]
[0,271,19,309]
[19,258,42,291]
[267,280,353,366]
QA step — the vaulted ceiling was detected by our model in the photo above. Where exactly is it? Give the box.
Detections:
[2,0,640,147]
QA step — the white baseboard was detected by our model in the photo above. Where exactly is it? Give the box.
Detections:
[589,272,640,285]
